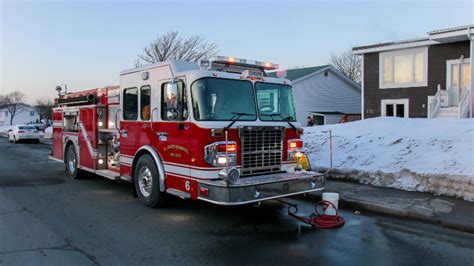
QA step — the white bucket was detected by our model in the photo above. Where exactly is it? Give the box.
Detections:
[322,192,339,216]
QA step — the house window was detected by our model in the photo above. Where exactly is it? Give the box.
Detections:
[30,111,35,116]
[5,111,8,117]
[379,47,428,88]
[381,99,409,118]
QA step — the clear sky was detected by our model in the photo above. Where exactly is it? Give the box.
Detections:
[1,0,473,103]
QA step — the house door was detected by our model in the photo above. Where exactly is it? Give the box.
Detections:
[381,99,409,118]
[447,59,470,106]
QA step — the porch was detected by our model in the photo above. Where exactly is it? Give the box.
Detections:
[428,86,471,118]
[428,27,473,118]
[428,61,471,118]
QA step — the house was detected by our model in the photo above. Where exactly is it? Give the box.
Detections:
[268,65,361,125]
[353,25,473,119]
[0,104,40,126]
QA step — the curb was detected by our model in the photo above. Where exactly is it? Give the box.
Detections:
[297,193,474,234]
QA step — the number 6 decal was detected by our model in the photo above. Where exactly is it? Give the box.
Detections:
[185,181,190,191]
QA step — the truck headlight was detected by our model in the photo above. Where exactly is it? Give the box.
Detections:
[215,155,236,166]
[204,141,237,167]
[287,139,303,161]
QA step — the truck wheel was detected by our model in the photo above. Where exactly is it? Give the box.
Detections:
[134,154,166,208]
[66,144,80,179]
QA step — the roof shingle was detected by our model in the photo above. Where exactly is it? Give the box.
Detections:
[267,65,329,81]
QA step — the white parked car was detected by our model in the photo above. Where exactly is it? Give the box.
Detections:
[8,125,41,143]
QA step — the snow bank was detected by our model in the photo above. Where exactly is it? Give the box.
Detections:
[303,117,474,201]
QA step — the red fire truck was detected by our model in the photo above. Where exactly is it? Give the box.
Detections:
[50,56,325,207]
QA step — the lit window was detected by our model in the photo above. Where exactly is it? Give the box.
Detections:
[380,47,427,88]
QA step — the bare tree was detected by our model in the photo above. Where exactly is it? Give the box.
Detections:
[0,91,26,125]
[34,97,56,120]
[329,47,361,83]
[136,31,218,66]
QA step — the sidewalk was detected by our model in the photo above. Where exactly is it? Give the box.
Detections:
[304,180,474,233]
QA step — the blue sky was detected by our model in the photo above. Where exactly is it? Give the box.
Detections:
[1,0,473,102]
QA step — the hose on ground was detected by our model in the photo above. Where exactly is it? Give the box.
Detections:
[280,199,345,229]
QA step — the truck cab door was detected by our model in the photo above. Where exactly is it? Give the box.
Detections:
[152,80,192,189]
[119,87,141,179]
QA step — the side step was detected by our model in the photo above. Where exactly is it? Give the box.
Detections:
[166,188,191,199]
[95,169,121,181]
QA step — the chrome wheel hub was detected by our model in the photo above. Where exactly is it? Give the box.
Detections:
[138,166,153,197]
[68,148,76,174]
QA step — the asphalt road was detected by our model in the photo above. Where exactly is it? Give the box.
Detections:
[0,138,473,266]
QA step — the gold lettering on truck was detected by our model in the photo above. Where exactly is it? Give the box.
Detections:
[163,144,189,154]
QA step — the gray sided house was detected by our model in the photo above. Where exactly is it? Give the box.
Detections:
[0,103,40,126]
[269,66,361,125]
[354,25,473,119]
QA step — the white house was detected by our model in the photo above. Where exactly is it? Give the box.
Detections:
[0,104,40,126]
[269,65,361,125]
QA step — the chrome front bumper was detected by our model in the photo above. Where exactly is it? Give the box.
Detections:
[197,171,325,205]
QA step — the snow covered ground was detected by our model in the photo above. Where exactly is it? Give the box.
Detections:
[303,117,474,202]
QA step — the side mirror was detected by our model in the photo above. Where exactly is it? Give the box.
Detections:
[164,82,180,121]
[164,82,178,103]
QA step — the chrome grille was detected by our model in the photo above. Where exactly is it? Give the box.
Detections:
[239,126,284,176]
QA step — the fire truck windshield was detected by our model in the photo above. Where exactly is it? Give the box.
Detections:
[256,82,296,121]
[191,78,257,121]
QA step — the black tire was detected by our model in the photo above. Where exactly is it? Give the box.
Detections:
[65,144,80,179]
[134,154,166,208]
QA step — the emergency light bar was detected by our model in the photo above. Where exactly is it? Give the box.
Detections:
[198,56,279,71]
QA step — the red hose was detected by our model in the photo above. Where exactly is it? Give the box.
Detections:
[310,200,345,229]
[283,199,345,229]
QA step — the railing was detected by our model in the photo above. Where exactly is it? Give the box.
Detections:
[428,86,442,118]
[458,88,471,118]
